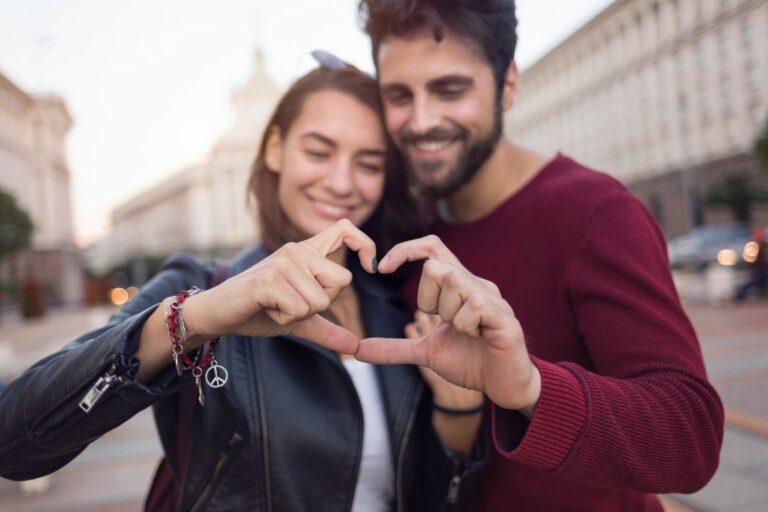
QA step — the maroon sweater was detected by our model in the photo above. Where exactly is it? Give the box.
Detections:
[403,155,723,511]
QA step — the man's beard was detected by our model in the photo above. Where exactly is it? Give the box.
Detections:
[401,103,503,199]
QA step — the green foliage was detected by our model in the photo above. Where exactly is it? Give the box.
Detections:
[0,187,34,260]
[704,172,768,223]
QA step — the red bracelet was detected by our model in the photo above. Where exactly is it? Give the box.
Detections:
[164,288,228,406]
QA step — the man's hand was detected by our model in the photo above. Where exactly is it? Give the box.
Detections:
[407,312,484,410]
[355,235,541,416]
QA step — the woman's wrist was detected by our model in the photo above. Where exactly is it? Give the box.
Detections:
[174,294,215,351]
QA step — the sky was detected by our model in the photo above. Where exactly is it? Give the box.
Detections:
[0,0,614,246]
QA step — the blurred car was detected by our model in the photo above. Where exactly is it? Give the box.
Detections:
[666,223,764,270]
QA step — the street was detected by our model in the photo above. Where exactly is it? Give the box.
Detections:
[0,302,767,511]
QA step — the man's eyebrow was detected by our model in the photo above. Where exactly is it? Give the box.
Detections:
[380,82,410,94]
[427,75,475,90]
[300,132,337,147]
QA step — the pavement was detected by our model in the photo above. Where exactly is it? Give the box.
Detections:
[666,302,768,512]
[0,301,766,511]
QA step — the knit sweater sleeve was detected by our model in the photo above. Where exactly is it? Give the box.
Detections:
[490,190,724,493]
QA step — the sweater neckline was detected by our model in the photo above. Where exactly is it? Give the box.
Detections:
[435,153,567,231]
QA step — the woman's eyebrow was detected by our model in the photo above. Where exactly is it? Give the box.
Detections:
[357,148,387,158]
[300,132,337,147]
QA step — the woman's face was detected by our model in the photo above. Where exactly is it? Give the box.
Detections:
[267,89,387,237]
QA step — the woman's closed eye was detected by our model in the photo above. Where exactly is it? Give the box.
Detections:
[358,161,383,174]
[305,149,331,161]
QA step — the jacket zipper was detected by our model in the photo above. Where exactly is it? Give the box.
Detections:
[445,455,466,506]
[396,384,423,512]
[251,342,273,512]
[31,363,124,443]
[79,363,124,412]
[187,431,243,512]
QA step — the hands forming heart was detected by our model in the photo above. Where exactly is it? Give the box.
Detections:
[185,221,541,414]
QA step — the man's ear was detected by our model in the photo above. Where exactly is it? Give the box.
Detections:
[501,61,518,111]
[265,126,283,174]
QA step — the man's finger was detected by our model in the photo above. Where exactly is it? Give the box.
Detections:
[416,259,464,315]
[377,235,463,274]
[355,336,429,366]
[290,314,360,354]
[302,219,377,273]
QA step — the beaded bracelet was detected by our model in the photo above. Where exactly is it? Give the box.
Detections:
[164,288,228,406]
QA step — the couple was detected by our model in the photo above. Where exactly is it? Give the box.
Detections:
[0,1,723,511]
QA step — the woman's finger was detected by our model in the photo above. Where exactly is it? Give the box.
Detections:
[290,314,360,354]
[254,274,311,325]
[301,219,377,273]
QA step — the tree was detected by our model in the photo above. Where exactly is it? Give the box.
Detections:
[756,116,768,174]
[704,173,768,223]
[0,187,33,260]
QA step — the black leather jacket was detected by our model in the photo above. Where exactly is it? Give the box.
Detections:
[0,246,484,511]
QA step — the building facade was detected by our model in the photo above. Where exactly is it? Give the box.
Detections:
[87,50,281,278]
[0,70,82,307]
[507,0,768,236]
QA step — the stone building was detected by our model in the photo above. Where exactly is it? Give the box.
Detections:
[507,0,768,235]
[0,70,82,307]
[87,50,281,277]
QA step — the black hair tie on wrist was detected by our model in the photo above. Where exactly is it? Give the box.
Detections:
[432,402,485,416]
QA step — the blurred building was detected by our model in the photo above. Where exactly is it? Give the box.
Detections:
[87,50,281,277]
[0,70,83,306]
[507,0,768,236]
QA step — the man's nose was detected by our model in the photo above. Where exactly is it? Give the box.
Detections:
[408,96,441,136]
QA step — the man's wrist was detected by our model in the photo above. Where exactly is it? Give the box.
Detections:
[517,365,542,419]
[431,389,485,411]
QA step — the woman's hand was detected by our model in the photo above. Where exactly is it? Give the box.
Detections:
[184,219,377,355]
[407,311,484,410]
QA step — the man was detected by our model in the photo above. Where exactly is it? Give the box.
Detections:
[354,1,724,510]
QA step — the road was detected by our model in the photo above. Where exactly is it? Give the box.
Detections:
[0,302,766,511]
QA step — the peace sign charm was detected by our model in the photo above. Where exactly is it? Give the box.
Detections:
[205,360,229,389]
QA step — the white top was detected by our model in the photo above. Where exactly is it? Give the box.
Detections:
[342,358,395,512]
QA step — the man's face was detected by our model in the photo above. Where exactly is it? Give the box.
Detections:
[377,28,504,198]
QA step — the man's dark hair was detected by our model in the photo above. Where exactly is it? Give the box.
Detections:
[358,0,518,92]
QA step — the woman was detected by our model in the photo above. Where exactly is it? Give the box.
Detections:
[0,60,484,511]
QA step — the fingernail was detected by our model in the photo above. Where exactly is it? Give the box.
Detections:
[371,256,379,274]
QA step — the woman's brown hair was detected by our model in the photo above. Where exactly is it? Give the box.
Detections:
[247,65,423,255]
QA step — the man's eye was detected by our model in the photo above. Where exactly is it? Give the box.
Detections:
[385,92,411,105]
[439,89,465,99]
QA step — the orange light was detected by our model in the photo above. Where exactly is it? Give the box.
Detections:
[743,242,759,263]
[126,286,140,299]
[717,249,738,266]
[109,287,129,306]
